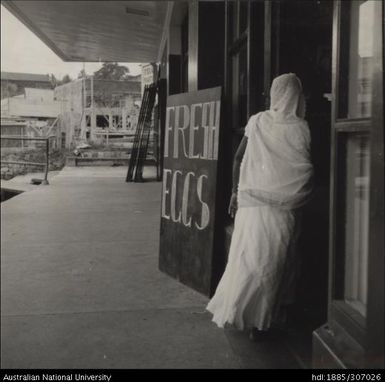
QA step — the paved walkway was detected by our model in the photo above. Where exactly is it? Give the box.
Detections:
[1,166,299,369]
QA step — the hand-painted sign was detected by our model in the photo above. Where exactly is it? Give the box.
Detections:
[159,87,223,296]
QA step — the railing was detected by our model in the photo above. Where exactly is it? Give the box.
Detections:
[1,135,56,185]
[44,116,60,137]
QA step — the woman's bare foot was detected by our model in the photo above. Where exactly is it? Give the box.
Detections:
[249,328,270,341]
[249,327,287,341]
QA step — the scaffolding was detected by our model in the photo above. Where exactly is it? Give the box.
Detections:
[54,76,142,148]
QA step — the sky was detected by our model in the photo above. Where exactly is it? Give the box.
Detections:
[0,5,142,80]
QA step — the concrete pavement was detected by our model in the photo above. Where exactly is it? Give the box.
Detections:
[1,166,299,369]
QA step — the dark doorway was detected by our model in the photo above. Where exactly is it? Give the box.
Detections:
[223,1,333,367]
[96,115,109,128]
[276,0,333,367]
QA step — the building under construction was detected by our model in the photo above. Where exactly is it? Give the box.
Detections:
[1,87,61,150]
[54,76,142,148]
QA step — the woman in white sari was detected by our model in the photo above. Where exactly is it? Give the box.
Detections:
[206,73,313,338]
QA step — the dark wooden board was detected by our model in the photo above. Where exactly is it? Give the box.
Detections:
[159,87,222,296]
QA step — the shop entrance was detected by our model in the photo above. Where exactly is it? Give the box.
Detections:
[224,4,333,363]
[274,0,333,365]
[222,0,382,368]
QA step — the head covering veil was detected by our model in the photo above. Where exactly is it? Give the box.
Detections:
[270,73,306,119]
[238,73,313,209]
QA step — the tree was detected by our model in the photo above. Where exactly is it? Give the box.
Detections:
[93,62,130,80]
[49,74,59,88]
[49,73,72,88]
[78,69,86,79]
[1,82,19,99]
[61,74,72,84]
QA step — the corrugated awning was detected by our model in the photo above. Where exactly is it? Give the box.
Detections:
[2,1,172,63]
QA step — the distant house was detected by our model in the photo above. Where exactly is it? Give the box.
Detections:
[1,88,60,119]
[1,71,53,100]
[1,88,60,149]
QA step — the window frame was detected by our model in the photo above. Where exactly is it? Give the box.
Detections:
[328,0,384,358]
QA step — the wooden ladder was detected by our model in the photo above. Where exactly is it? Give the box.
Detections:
[126,83,157,182]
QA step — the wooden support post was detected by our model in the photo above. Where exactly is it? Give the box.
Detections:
[41,138,49,185]
[122,108,127,130]
[107,111,113,146]
[90,76,96,141]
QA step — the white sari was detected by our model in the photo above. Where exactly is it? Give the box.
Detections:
[207,73,313,330]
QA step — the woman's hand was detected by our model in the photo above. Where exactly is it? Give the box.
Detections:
[228,192,238,218]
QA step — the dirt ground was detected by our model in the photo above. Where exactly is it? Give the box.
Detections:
[0,148,68,180]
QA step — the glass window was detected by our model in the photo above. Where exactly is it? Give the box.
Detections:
[181,14,189,93]
[339,134,370,317]
[338,0,375,119]
[231,1,248,41]
[231,43,248,130]
[238,45,248,129]
[239,1,248,34]
[230,1,237,42]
